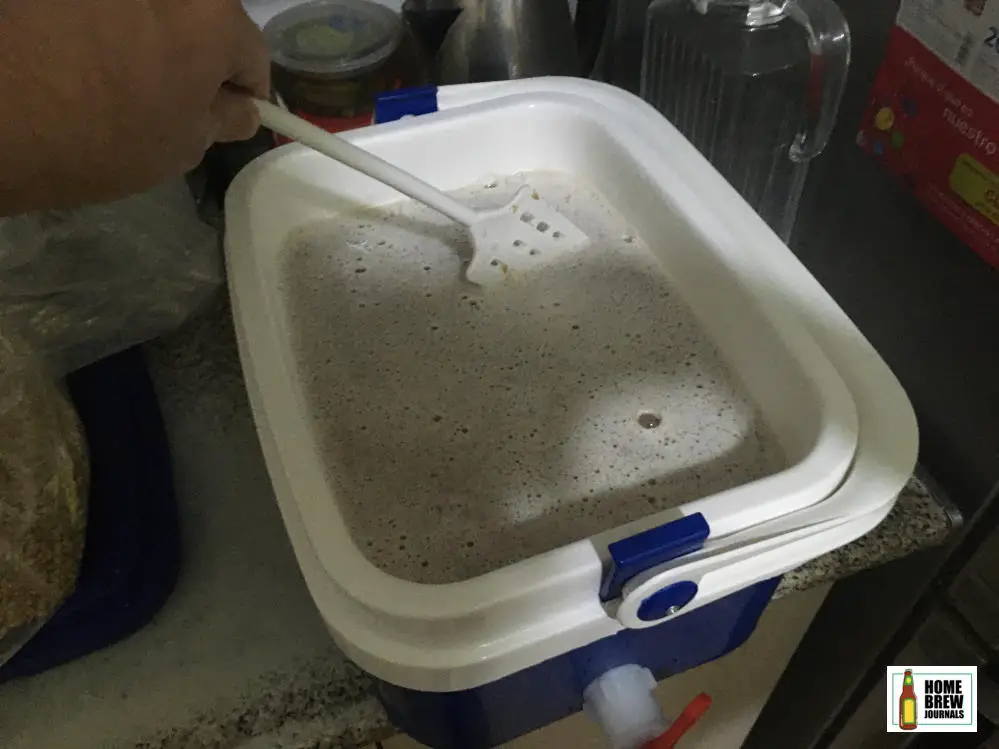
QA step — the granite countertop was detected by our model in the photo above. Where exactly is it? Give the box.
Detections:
[0,298,956,749]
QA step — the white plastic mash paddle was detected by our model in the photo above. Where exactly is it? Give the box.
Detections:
[254,99,588,285]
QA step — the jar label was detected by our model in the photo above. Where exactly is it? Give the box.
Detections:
[273,109,374,146]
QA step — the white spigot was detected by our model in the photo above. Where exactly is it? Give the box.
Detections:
[583,665,712,749]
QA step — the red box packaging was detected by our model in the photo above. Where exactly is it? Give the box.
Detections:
[859,0,999,268]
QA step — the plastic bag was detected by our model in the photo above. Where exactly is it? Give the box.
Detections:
[0,328,88,667]
[0,179,222,375]
[0,179,217,664]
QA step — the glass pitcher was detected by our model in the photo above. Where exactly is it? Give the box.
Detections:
[640,0,850,242]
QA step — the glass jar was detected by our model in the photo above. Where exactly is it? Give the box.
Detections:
[264,0,430,141]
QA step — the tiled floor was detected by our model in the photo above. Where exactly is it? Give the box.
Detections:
[372,583,831,749]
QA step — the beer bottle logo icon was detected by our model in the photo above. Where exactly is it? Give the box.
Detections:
[900,669,918,730]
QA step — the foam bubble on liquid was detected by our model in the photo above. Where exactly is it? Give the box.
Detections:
[279,171,786,583]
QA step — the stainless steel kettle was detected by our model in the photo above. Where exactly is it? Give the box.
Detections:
[435,0,582,84]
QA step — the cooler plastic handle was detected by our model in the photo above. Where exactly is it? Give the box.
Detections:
[614,504,891,629]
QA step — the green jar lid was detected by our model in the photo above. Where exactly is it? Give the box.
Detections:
[264,0,403,78]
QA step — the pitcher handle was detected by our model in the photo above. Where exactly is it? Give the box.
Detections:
[788,0,851,162]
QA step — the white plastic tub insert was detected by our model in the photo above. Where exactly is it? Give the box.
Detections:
[225,78,917,693]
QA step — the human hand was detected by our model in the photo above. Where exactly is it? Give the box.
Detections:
[0,0,270,215]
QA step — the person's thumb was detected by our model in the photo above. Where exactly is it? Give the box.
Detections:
[210,85,261,143]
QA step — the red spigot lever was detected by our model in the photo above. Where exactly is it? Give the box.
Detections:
[642,693,713,749]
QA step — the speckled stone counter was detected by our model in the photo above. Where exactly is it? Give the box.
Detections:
[0,299,955,749]
[775,476,953,599]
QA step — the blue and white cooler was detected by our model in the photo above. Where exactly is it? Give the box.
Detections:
[224,78,918,749]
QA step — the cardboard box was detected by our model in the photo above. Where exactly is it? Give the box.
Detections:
[858,0,999,267]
